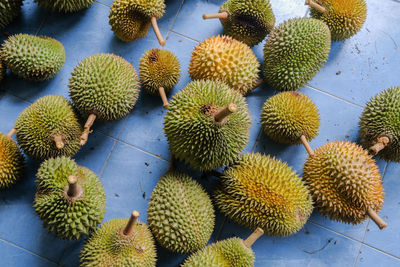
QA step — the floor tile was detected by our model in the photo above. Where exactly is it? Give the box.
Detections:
[356,244,400,267]
[0,93,30,134]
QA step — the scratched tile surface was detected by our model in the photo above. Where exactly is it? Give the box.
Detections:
[0,0,399,266]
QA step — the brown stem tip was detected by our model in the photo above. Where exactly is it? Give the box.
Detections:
[7,128,16,138]
[123,210,140,236]
[202,11,229,20]
[369,136,390,155]
[305,0,326,13]
[67,175,78,197]
[80,114,97,146]
[367,208,388,230]
[159,87,169,109]
[53,134,65,149]
[151,17,166,46]
[300,135,315,157]
[243,227,264,248]
[214,103,237,123]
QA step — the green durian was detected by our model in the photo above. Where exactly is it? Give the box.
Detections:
[0,132,24,189]
[261,91,320,145]
[306,0,367,41]
[139,48,180,107]
[0,34,65,81]
[69,53,140,145]
[147,171,215,254]
[15,95,82,161]
[262,18,331,91]
[214,153,313,236]
[303,141,386,228]
[34,0,95,12]
[204,0,275,46]
[109,0,165,44]
[189,35,260,95]
[0,0,23,28]
[181,228,264,267]
[359,87,400,162]
[34,157,106,240]
[80,211,157,267]
[164,80,251,171]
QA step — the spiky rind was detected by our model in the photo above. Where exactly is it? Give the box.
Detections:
[359,87,400,162]
[303,141,384,224]
[15,95,82,161]
[214,153,313,236]
[34,0,95,12]
[262,18,331,91]
[139,49,181,95]
[34,157,106,240]
[147,171,215,254]
[189,35,260,95]
[0,0,23,28]
[164,80,251,171]
[309,0,367,41]
[1,34,65,81]
[109,0,165,42]
[181,237,254,267]
[80,218,156,267]
[0,133,24,189]
[261,91,320,144]
[69,53,140,121]
[220,0,275,46]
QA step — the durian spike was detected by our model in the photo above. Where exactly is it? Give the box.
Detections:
[300,135,315,156]
[159,86,169,109]
[305,0,326,13]
[80,114,97,146]
[243,228,264,248]
[53,134,65,149]
[67,175,80,198]
[7,128,16,138]
[253,79,264,90]
[123,210,140,236]
[367,208,388,230]
[202,11,229,20]
[369,136,390,155]
[214,103,237,123]
[151,16,166,46]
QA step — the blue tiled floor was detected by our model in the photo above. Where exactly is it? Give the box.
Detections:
[0,0,399,266]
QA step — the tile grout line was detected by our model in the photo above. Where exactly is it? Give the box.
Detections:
[166,0,186,39]
[308,220,364,243]
[0,237,58,265]
[168,29,201,44]
[306,85,365,109]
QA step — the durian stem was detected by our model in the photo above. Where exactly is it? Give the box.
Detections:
[369,136,390,155]
[123,211,140,236]
[300,135,315,156]
[243,228,264,248]
[53,134,65,149]
[7,128,16,138]
[67,176,79,198]
[202,11,229,20]
[305,0,326,13]
[214,103,237,123]
[80,114,97,146]
[151,16,166,47]
[159,87,169,109]
[367,208,388,230]
[253,79,264,89]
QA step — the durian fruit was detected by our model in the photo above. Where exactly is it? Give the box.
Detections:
[262,18,331,91]
[203,0,275,46]
[34,157,106,240]
[359,87,400,162]
[0,34,65,81]
[109,0,166,46]
[14,95,82,161]
[69,53,140,145]
[261,91,320,152]
[34,0,95,12]
[80,210,157,267]
[0,132,24,189]
[305,0,367,41]
[0,55,5,83]
[303,141,387,229]
[189,35,260,95]
[164,80,251,171]
[214,153,313,236]
[139,48,181,108]
[147,171,215,254]
[181,227,264,267]
[0,0,23,28]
